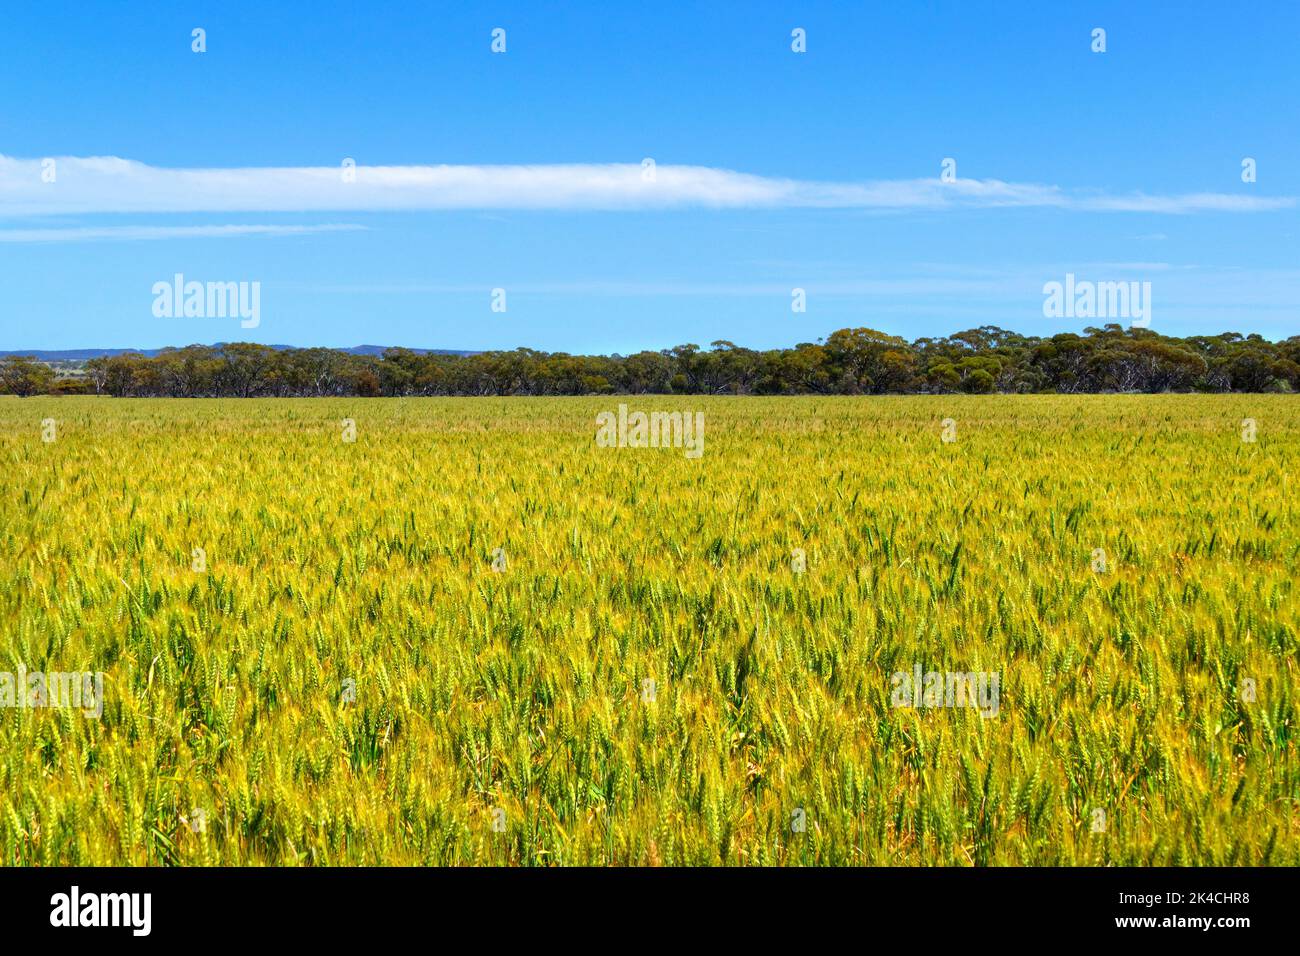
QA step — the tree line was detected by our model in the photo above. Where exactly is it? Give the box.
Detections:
[3,325,1298,397]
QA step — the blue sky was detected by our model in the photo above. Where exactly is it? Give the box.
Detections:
[1,0,1296,352]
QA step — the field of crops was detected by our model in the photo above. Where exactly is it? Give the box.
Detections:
[0,395,1295,865]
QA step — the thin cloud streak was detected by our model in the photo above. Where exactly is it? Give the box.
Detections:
[0,156,1291,216]
[0,223,367,243]
[289,264,1300,308]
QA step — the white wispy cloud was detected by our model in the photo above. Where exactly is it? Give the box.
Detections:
[0,223,366,243]
[0,156,1291,216]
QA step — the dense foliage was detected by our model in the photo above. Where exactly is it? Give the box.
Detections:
[4,325,1300,397]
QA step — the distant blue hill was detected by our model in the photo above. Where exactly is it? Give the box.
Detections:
[0,344,478,360]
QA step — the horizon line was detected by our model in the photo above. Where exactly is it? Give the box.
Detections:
[5,323,1296,359]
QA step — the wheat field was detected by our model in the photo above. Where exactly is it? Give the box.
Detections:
[0,395,1295,865]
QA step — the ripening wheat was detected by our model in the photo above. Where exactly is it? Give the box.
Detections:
[0,395,1294,865]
